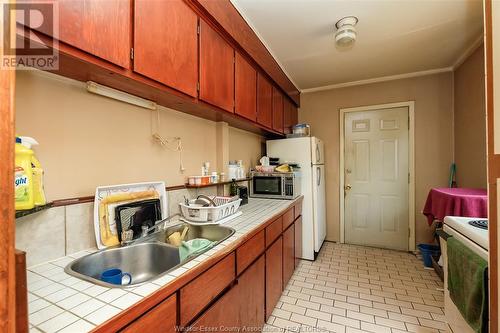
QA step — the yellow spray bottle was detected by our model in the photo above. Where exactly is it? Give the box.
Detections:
[14,137,46,210]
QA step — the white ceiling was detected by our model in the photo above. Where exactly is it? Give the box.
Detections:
[231,0,484,90]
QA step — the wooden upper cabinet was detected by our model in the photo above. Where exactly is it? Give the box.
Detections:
[283,98,294,134]
[272,86,284,133]
[25,0,131,68]
[235,53,257,121]
[284,99,299,133]
[292,105,299,128]
[134,0,198,97]
[121,294,177,333]
[199,20,235,113]
[257,73,273,129]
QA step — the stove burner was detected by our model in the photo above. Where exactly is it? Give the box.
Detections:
[468,220,488,230]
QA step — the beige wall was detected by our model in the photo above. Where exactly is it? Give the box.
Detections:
[229,127,265,172]
[453,45,487,188]
[299,72,454,245]
[15,70,263,201]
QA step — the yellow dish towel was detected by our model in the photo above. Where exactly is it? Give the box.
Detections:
[99,190,159,247]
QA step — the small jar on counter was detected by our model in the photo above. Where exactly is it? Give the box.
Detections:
[210,172,218,183]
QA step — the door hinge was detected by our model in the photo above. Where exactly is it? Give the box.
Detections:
[408,172,410,184]
[197,24,200,35]
[130,48,134,60]
[197,82,200,91]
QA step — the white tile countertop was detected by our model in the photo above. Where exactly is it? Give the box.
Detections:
[27,197,300,333]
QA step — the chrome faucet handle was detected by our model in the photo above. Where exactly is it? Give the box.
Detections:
[141,225,149,237]
[121,230,134,245]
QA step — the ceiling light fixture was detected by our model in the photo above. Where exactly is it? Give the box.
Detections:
[335,16,358,48]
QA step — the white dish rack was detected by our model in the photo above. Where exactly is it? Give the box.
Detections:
[179,196,242,223]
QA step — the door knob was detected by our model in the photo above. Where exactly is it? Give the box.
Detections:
[345,184,352,191]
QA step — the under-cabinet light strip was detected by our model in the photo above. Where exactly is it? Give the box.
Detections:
[86,81,157,110]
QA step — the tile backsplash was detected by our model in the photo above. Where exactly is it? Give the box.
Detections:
[16,187,218,267]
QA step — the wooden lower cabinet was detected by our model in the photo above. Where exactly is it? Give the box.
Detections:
[121,294,177,333]
[239,256,265,329]
[180,253,235,326]
[265,237,283,320]
[294,216,303,266]
[282,224,295,287]
[190,256,265,332]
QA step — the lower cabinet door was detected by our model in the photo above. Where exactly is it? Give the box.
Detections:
[283,224,295,287]
[239,255,265,330]
[294,216,303,266]
[190,256,265,332]
[121,294,177,333]
[190,284,240,331]
[265,236,283,320]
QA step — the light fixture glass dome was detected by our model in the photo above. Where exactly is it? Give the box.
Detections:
[335,16,358,48]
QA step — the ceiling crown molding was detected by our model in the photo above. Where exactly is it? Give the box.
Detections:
[301,67,453,94]
[452,34,484,70]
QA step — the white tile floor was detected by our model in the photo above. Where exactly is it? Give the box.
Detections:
[265,242,448,333]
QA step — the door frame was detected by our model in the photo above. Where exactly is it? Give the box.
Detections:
[339,101,416,251]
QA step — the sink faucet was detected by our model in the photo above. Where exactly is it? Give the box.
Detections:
[121,213,182,246]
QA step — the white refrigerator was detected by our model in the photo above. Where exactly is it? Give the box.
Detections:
[267,137,326,260]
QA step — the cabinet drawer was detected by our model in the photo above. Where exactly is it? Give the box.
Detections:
[121,294,177,333]
[283,207,294,230]
[236,230,265,275]
[180,253,235,326]
[265,217,283,247]
[294,202,302,219]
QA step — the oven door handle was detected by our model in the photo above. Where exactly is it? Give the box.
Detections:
[436,229,452,240]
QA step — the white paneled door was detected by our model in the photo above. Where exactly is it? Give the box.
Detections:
[344,107,409,250]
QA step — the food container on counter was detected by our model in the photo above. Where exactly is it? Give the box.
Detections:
[200,176,210,185]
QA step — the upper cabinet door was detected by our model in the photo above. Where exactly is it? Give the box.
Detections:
[283,98,298,134]
[134,0,198,97]
[199,20,235,113]
[25,0,131,68]
[235,53,257,121]
[257,73,273,129]
[272,86,284,133]
[283,98,293,134]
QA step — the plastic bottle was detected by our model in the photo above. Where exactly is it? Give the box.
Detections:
[14,136,46,210]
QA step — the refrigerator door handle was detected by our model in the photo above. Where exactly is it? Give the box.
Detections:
[317,166,321,186]
[316,144,320,163]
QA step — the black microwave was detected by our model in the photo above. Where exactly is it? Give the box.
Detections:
[249,172,300,200]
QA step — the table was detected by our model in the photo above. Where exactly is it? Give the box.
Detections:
[423,187,488,225]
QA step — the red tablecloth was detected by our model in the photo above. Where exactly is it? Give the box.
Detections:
[423,188,488,225]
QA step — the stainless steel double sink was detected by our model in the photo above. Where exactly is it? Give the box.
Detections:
[65,223,235,288]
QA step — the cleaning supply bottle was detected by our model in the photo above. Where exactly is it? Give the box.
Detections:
[15,137,34,210]
[14,136,46,210]
[21,137,46,207]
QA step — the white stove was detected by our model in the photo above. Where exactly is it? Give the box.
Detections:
[440,216,489,333]
[443,216,488,258]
